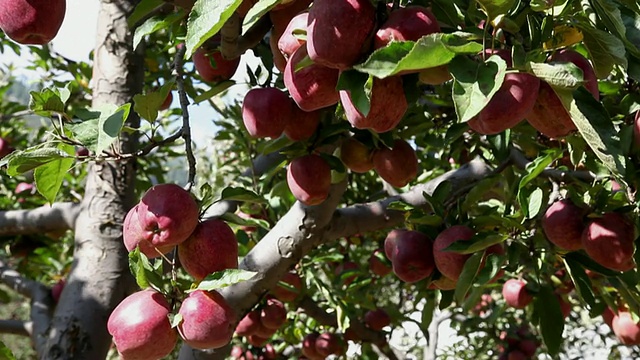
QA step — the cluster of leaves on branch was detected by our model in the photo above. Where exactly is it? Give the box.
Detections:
[1,0,640,359]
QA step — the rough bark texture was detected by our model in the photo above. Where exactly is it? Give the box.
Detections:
[41,0,143,358]
[0,203,79,236]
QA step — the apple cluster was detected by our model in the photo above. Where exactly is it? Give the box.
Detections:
[235,297,288,348]
[542,198,636,272]
[301,331,346,359]
[497,325,540,360]
[0,0,66,45]
[384,226,504,289]
[231,343,277,360]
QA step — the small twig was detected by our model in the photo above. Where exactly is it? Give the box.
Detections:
[174,43,197,189]
[509,147,599,182]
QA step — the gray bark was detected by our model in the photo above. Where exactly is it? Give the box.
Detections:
[0,202,79,236]
[41,0,143,358]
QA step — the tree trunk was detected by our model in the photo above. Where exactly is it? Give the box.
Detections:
[42,0,143,358]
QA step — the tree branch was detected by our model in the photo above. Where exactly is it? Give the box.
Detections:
[509,147,600,182]
[218,13,272,60]
[0,320,32,336]
[0,202,80,236]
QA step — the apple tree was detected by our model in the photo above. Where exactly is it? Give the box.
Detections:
[0,0,640,359]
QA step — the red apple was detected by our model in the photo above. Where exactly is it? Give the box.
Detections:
[374,6,440,49]
[372,139,419,188]
[582,212,636,272]
[612,311,640,345]
[107,289,177,359]
[0,137,15,159]
[15,182,34,195]
[272,272,303,302]
[159,92,173,111]
[364,308,391,331]
[386,229,434,283]
[550,49,599,100]
[51,279,65,303]
[283,106,321,141]
[178,218,238,281]
[177,290,235,349]
[307,0,375,69]
[433,225,475,281]
[542,199,584,251]
[507,350,528,360]
[123,204,175,258]
[269,0,313,30]
[242,87,293,138]
[75,147,89,157]
[130,183,200,249]
[301,333,323,360]
[315,332,345,357]
[193,45,240,83]
[248,334,269,347]
[284,46,340,112]
[260,298,287,330]
[0,0,66,45]
[340,137,374,173]
[235,310,261,336]
[502,279,533,309]
[286,154,332,206]
[603,307,615,327]
[277,12,308,59]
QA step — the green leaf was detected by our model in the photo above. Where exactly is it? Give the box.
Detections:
[194,269,257,291]
[336,70,372,117]
[185,0,244,59]
[563,258,596,311]
[128,0,164,28]
[168,313,183,328]
[96,103,132,154]
[4,147,72,176]
[220,212,271,230]
[353,32,483,79]
[68,119,100,152]
[420,296,436,334]
[450,54,507,123]
[29,88,66,114]
[242,0,280,34]
[193,80,234,104]
[579,24,628,78]
[475,252,505,285]
[0,340,16,360]
[128,248,150,289]
[527,62,584,89]
[476,0,515,20]
[534,286,564,355]
[133,81,175,122]
[556,87,626,175]
[592,0,627,41]
[219,187,266,203]
[454,251,485,303]
[518,149,563,189]
[445,233,507,254]
[34,143,75,204]
[133,13,186,51]
[527,187,544,219]
[564,252,619,277]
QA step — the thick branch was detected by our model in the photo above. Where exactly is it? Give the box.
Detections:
[0,320,31,336]
[218,13,272,59]
[0,202,80,236]
[326,159,493,240]
[0,260,40,298]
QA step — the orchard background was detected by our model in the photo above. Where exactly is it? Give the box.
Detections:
[0,0,640,359]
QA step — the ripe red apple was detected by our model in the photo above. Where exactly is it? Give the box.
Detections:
[372,139,419,188]
[612,311,640,345]
[129,183,200,250]
[374,6,440,49]
[301,333,323,360]
[107,289,177,359]
[235,310,261,336]
[0,137,15,159]
[261,343,277,360]
[364,308,391,331]
[283,106,321,141]
[269,33,287,72]
[260,298,287,330]
[307,0,375,69]
[242,87,293,138]
[385,229,434,283]
[159,92,173,111]
[178,218,238,281]
[340,137,374,173]
[582,212,636,272]
[284,46,340,112]
[286,154,332,206]
[0,0,66,45]
[507,350,528,360]
[603,307,615,327]
[177,290,235,349]
[15,182,34,195]
[277,12,308,60]
[247,334,269,347]
[231,345,244,358]
[269,0,312,30]
[526,82,576,138]
[340,76,407,133]
[467,73,540,135]
[253,320,278,338]
[315,332,345,357]
[51,278,65,303]
[542,199,584,251]
[369,249,391,277]
[193,45,240,83]
[517,338,538,357]
[75,146,89,157]
[433,225,475,281]
[335,261,359,287]
[272,272,303,302]
[550,49,599,100]
[502,279,533,309]
[123,204,175,258]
